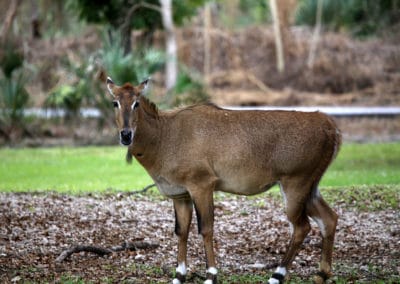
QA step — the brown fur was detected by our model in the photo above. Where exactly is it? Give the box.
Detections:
[107,79,341,283]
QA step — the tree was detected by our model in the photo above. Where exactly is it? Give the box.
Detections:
[159,0,177,91]
[0,0,22,44]
[269,0,297,73]
[296,0,400,36]
[69,0,207,54]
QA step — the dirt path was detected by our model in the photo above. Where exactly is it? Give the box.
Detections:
[0,193,399,283]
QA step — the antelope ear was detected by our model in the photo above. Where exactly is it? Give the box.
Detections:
[138,78,150,94]
[106,77,115,97]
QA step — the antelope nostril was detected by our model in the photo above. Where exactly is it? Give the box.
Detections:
[120,130,132,140]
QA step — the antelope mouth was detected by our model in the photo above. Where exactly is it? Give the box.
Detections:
[120,137,132,146]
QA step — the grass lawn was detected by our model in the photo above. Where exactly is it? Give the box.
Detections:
[322,142,400,187]
[0,146,153,193]
[0,143,399,194]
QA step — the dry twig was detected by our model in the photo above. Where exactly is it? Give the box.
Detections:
[56,241,159,263]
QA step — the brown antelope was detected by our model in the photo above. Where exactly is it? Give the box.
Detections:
[106,77,341,284]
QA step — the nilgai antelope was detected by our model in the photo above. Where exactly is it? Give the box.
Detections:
[106,77,341,284]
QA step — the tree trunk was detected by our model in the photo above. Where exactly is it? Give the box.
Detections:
[269,0,285,73]
[0,0,21,43]
[203,3,212,83]
[159,0,177,91]
[269,0,297,73]
[307,0,323,68]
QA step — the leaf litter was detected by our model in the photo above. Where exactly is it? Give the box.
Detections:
[0,192,399,283]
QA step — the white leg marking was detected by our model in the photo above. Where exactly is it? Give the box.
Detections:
[268,279,280,284]
[268,266,287,284]
[275,266,287,276]
[176,262,187,275]
[313,217,326,237]
[172,262,186,284]
[204,267,217,284]
[288,221,294,236]
[280,182,294,235]
[207,266,218,275]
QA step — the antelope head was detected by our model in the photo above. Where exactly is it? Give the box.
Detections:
[106,77,149,146]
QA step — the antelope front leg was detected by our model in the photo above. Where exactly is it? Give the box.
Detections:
[191,189,218,284]
[172,198,193,284]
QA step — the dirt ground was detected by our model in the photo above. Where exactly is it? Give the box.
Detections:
[1,192,399,283]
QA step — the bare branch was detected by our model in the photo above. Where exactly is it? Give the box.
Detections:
[125,184,157,196]
[56,241,159,263]
[56,245,112,262]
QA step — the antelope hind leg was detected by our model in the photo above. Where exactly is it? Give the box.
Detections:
[268,181,312,284]
[306,192,338,284]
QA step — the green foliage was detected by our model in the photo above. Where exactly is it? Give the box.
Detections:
[0,70,30,128]
[217,0,271,29]
[167,68,209,106]
[44,31,165,125]
[100,32,165,85]
[238,0,270,26]
[69,0,207,30]
[46,85,83,116]
[0,43,24,79]
[45,58,95,119]
[0,42,30,136]
[296,0,400,36]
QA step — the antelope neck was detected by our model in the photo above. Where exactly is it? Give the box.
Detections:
[129,102,162,169]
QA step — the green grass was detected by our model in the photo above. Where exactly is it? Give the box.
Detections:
[0,143,399,195]
[0,146,153,194]
[321,142,400,187]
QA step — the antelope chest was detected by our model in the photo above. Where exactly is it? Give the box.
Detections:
[154,176,189,199]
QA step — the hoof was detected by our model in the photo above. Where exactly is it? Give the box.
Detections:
[172,272,186,284]
[267,273,285,284]
[204,274,217,284]
[204,266,217,284]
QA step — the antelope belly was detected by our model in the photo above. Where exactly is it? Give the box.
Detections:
[217,176,275,196]
[155,177,188,198]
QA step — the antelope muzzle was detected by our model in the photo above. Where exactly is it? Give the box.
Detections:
[120,128,133,146]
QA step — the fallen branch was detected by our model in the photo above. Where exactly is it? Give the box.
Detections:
[124,184,157,196]
[56,241,159,263]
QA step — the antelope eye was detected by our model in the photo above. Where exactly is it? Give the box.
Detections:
[112,101,119,108]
